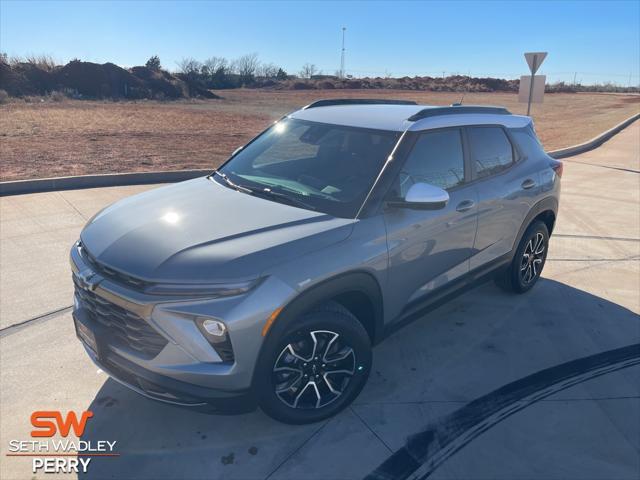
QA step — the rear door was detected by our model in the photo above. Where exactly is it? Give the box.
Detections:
[383,128,479,317]
[466,125,541,270]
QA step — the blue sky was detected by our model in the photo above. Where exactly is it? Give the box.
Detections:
[1,0,638,84]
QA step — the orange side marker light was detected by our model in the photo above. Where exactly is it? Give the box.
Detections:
[262,307,283,336]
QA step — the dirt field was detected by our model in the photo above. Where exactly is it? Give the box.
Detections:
[1,90,638,181]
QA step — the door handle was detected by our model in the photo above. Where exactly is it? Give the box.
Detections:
[456,200,475,212]
[521,179,537,190]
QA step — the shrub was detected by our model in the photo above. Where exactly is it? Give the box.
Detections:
[25,54,57,71]
[0,89,8,104]
[145,55,161,70]
[49,90,66,102]
[292,81,314,90]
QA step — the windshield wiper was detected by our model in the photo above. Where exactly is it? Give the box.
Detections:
[212,170,317,211]
[212,170,253,194]
[254,186,318,211]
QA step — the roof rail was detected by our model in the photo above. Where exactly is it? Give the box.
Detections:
[407,105,511,122]
[302,98,418,109]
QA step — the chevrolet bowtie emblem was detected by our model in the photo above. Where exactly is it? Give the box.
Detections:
[77,269,102,291]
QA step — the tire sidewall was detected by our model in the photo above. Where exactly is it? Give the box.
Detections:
[254,308,372,424]
[511,221,549,293]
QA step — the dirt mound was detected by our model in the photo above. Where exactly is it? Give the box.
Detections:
[56,61,148,98]
[0,60,218,99]
[13,63,57,94]
[262,75,519,92]
[130,66,188,98]
[0,61,32,96]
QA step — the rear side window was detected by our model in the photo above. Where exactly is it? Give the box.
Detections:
[511,125,545,158]
[468,127,514,179]
[398,129,465,195]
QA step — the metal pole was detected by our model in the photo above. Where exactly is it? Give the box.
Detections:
[340,27,346,78]
[526,54,537,116]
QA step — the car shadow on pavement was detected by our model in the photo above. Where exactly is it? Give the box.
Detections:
[79,278,640,480]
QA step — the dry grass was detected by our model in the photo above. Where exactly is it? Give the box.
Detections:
[1,90,638,181]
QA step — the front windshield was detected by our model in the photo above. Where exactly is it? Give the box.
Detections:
[218,118,400,218]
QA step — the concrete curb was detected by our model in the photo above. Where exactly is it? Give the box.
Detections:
[1,113,638,196]
[547,112,639,159]
[0,169,212,196]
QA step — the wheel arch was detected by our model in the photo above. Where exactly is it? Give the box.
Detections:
[264,271,384,346]
[513,196,558,254]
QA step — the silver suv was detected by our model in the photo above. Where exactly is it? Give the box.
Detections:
[71,100,562,424]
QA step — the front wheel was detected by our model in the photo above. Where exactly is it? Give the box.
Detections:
[497,220,549,293]
[254,303,372,424]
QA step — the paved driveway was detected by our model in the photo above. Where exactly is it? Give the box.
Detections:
[1,122,638,480]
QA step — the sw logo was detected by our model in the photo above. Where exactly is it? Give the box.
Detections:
[30,410,94,437]
[9,411,117,474]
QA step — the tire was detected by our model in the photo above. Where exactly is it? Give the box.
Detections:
[254,302,372,424]
[497,220,549,293]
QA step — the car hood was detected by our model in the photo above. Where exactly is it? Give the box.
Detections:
[80,177,355,283]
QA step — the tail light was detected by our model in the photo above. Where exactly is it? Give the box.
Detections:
[550,160,564,178]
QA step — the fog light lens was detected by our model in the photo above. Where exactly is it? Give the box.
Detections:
[195,317,234,363]
[201,319,227,337]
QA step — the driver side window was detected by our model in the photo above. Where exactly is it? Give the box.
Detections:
[398,129,465,197]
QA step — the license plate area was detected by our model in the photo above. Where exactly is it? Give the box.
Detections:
[74,314,99,357]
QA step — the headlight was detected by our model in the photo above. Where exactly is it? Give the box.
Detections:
[144,278,261,297]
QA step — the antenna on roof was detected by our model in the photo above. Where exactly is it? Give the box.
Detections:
[452,93,465,106]
[452,71,472,107]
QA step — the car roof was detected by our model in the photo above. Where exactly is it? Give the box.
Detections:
[288,103,532,132]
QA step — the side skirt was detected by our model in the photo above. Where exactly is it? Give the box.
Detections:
[381,252,513,340]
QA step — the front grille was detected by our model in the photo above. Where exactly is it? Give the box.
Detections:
[74,279,168,359]
[78,242,152,292]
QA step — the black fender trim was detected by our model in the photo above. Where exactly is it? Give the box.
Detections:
[251,271,385,391]
[512,196,558,253]
[266,271,385,345]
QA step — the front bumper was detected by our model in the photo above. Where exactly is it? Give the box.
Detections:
[74,308,255,412]
[70,241,296,408]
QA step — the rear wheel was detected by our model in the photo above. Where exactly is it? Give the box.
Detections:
[255,302,371,424]
[497,220,549,293]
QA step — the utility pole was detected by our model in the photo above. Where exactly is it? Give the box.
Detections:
[340,27,346,78]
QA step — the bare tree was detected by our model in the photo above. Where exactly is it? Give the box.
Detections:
[177,57,202,75]
[257,62,280,78]
[204,56,228,75]
[299,63,318,79]
[236,53,259,83]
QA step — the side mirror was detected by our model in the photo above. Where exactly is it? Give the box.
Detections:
[387,182,449,210]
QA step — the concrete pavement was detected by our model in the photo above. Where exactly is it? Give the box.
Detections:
[0,184,156,329]
[1,122,638,479]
